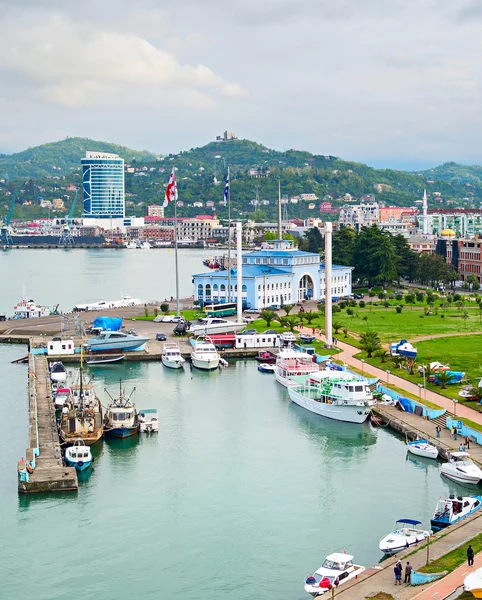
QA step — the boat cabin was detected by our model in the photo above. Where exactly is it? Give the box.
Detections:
[235,332,280,349]
[48,338,75,356]
[312,553,355,585]
[306,372,373,405]
[107,406,137,427]
[449,451,475,466]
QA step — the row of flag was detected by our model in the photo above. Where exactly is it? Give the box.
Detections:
[162,167,230,208]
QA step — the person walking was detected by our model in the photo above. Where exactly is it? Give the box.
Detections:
[468,544,475,567]
[435,425,441,438]
[394,561,402,585]
[404,561,412,584]
[466,436,471,450]
[452,426,458,440]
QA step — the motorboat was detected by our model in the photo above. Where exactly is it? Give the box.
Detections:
[280,331,297,345]
[431,495,482,530]
[64,440,93,472]
[430,371,466,385]
[418,362,450,374]
[125,241,138,249]
[86,354,125,365]
[459,387,479,400]
[258,363,275,373]
[378,519,430,555]
[407,439,439,460]
[441,452,482,485]
[189,318,246,336]
[103,380,139,438]
[138,409,159,433]
[255,350,276,364]
[288,370,374,424]
[87,331,149,352]
[274,346,319,388]
[161,343,185,369]
[73,294,145,311]
[137,241,151,249]
[53,387,72,410]
[49,361,68,383]
[390,339,417,359]
[300,334,316,343]
[13,298,51,319]
[190,341,220,370]
[464,567,482,598]
[304,552,366,597]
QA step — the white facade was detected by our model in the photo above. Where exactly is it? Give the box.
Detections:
[47,338,75,355]
[339,202,380,228]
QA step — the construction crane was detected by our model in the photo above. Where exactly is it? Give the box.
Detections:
[1,191,18,247]
[59,189,78,246]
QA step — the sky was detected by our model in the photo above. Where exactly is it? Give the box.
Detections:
[0,0,481,169]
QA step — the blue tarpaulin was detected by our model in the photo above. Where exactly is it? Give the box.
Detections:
[92,317,122,331]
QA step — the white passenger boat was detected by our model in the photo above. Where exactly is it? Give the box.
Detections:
[64,440,93,472]
[288,371,374,423]
[379,519,430,555]
[162,343,185,369]
[49,361,68,383]
[13,298,51,319]
[441,451,482,485]
[431,495,482,530]
[189,318,246,336]
[304,552,365,596]
[407,439,439,460]
[274,346,318,388]
[73,293,144,311]
[190,341,220,370]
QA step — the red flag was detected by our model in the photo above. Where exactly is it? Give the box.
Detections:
[163,168,178,208]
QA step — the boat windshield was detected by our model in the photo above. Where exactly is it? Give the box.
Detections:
[321,560,344,570]
[454,458,475,468]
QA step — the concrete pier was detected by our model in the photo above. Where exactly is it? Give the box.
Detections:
[17,354,77,493]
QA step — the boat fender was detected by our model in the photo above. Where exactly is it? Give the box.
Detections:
[305,576,316,585]
[319,577,332,589]
[78,461,84,467]
[26,463,33,474]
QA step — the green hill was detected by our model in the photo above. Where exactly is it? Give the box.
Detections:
[0,137,158,178]
[414,161,482,185]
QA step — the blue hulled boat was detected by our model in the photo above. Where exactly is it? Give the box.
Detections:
[64,440,93,472]
[87,330,148,352]
[104,380,139,438]
[431,495,482,530]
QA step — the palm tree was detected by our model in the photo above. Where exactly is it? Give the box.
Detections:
[304,310,317,324]
[359,330,381,358]
[391,355,405,369]
[282,304,294,315]
[259,309,278,327]
[280,315,299,332]
[332,321,343,334]
[437,370,451,390]
[342,327,348,338]
[376,349,390,364]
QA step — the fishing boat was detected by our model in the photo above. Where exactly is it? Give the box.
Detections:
[103,380,139,438]
[161,343,185,369]
[441,452,482,485]
[304,552,366,597]
[464,568,482,597]
[255,350,276,364]
[190,340,220,370]
[59,362,103,445]
[274,346,318,388]
[87,330,149,352]
[288,371,374,424]
[407,439,439,460]
[431,495,482,530]
[138,409,159,433]
[86,354,125,365]
[49,361,68,383]
[258,363,275,373]
[64,439,93,471]
[378,519,430,555]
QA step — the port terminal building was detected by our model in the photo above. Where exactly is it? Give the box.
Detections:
[192,240,353,309]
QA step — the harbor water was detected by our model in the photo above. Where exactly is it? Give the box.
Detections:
[0,343,470,600]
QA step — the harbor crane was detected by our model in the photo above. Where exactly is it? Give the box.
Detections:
[1,191,18,247]
[58,189,78,246]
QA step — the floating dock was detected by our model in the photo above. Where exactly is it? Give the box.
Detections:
[17,354,78,493]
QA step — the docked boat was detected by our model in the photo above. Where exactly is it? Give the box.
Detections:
[161,343,185,369]
[280,331,297,345]
[258,363,275,373]
[190,341,220,370]
[379,519,430,555]
[464,568,482,598]
[49,361,68,383]
[189,318,246,336]
[59,365,103,445]
[255,350,276,364]
[304,552,366,597]
[407,439,439,460]
[431,495,482,530]
[441,452,482,485]
[53,387,72,410]
[288,370,374,423]
[87,330,149,352]
[86,354,125,365]
[64,440,93,472]
[274,346,318,388]
[138,409,159,433]
[73,293,144,311]
[103,380,139,438]
[13,298,51,319]
[300,334,316,343]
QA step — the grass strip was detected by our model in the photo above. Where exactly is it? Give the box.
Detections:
[419,531,482,573]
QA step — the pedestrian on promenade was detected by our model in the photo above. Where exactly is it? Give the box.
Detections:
[394,561,402,585]
[404,561,412,583]
[466,436,471,450]
[467,544,474,567]
[435,425,441,438]
[312,327,316,335]
[452,426,458,440]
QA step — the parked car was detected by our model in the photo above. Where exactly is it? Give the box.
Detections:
[354,293,364,299]
[244,309,260,314]
[160,315,183,323]
[266,304,281,310]
[156,333,167,341]
[237,329,257,335]
[263,329,278,334]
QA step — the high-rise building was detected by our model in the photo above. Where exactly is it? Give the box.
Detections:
[82,151,125,219]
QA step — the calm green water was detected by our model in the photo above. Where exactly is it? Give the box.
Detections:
[0,248,209,314]
[0,343,470,600]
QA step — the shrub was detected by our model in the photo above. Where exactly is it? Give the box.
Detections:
[154,308,159,317]
[346,308,354,316]
[144,307,149,317]
[359,300,366,308]
[383,301,389,308]
[454,293,462,302]
[332,305,341,313]
[395,306,402,313]
[339,301,347,309]
[160,303,169,314]
[395,294,403,302]
[416,292,424,303]
[193,300,200,306]
[349,300,357,307]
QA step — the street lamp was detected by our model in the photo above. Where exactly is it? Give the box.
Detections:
[418,384,423,401]
[386,369,391,384]
[361,359,365,376]
[453,398,458,417]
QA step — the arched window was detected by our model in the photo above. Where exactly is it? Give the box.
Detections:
[212,284,219,298]
[205,284,211,298]
[197,284,204,298]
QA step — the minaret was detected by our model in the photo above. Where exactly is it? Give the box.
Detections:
[236,221,243,319]
[324,222,333,347]
[277,179,282,240]
[422,189,428,235]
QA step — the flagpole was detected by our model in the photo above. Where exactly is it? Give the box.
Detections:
[174,182,180,317]
[227,166,231,303]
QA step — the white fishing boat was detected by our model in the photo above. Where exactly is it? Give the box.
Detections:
[64,440,93,472]
[288,371,374,424]
[431,495,482,530]
[304,552,365,596]
[190,341,220,370]
[441,452,482,485]
[274,346,319,388]
[49,361,68,383]
[407,439,439,460]
[138,409,159,433]
[13,298,51,319]
[189,317,246,336]
[162,343,185,369]
[379,519,430,555]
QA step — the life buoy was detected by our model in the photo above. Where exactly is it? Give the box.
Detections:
[26,463,33,474]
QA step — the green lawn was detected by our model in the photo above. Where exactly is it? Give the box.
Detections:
[419,531,482,573]
[132,309,201,322]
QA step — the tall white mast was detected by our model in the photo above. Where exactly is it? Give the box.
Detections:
[174,176,180,317]
[324,222,333,346]
[227,166,231,303]
[277,179,282,240]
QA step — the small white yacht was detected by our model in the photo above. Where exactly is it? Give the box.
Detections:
[53,387,72,410]
[304,552,365,596]
[274,346,319,388]
[379,519,430,555]
[407,439,439,460]
[162,343,185,369]
[87,330,149,352]
[190,341,220,371]
[189,318,246,336]
[138,409,159,433]
[431,495,482,530]
[441,451,482,485]
[49,361,68,383]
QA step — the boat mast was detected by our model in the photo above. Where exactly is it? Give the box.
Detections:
[79,346,84,410]
[227,166,231,303]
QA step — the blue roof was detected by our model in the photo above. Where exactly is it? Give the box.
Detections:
[395,519,422,525]
[192,266,289,278]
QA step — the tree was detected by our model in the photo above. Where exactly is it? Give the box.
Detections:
[280,314,298,331]
[160,303,169,314]
[392,233,418,282]
[332,321,343,334]
[303,310,317,324]
[352,225,398,286]
[462,310,469,330]
[359,330,381,357]
[332,227,356,266]
[437,370,451,390]
[259,309,278,327]
[376,349,390,363]
[299,227,324,253]
[282,304,294,315]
